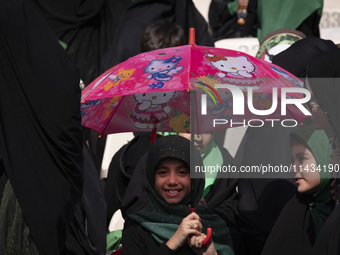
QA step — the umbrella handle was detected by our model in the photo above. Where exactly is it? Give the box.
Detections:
[189,208,212,246]
[202,227,212,246]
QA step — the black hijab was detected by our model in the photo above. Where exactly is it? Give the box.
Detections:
[27,0,130,86]
[311,203,340,255]
[0,0,83,254]
[307,48,340,138]
[272,36,337,78]
[128,135,234,254]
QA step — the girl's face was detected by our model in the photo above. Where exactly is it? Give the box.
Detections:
[154,157,191,204]
[290,143,321,194]
[305,79,331,129]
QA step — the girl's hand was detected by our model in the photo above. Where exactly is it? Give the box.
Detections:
[188,234,218,255]
[166,212,202,250]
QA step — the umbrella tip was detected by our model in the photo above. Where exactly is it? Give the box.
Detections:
[189,28,195,45]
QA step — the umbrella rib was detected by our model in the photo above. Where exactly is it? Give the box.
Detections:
[101,96,125,135]
[187,45,192,92]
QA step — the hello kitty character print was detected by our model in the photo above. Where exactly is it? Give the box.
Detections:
[144,56,183,89]
[130,91,176,129]
[205,53,262,90]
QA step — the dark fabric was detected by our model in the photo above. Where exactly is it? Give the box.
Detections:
[204,147,240,254]
[65,143,107,255]
[295,10,321,39]
[306,48,340,255]
[123,219,176,255]
[0,0,83,254]
[0,161,6,205]
[272,36,337,78]
[307,49,340,138]
[263,194,334,255]
[204,147,238,228]
[27,0,130,86]
[0,178,39,255]
[120,153,150,218]
[101,0,214,72]
[311,204,340,255]
[86,129,107,173]
[234,124,298,255]
[234,178,296,255]
[105,133,160,225]
[261,195,315,255]
[27,0,132,174]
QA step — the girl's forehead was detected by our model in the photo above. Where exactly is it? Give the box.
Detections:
[156,157,188,168]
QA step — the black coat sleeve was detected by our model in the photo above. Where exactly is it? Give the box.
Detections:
[207,178,238,228]
[122,219,176,255]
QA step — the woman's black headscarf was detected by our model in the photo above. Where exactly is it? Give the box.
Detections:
[307,48,340,138]
[128,135,234,254]
[0,0,83,254]
[272,36,337,78]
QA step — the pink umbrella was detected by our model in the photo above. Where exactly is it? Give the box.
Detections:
[81,29,309,136]
[81,29,311,246]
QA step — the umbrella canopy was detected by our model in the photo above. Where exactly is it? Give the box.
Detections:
[81,29,309,136]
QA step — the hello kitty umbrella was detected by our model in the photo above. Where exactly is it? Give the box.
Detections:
[81,28,309,136]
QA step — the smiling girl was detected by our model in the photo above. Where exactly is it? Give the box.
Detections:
[122,135,234,255]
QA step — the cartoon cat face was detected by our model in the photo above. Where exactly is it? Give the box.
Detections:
[144,58,179,74]
[135,91,176,104]
[117,69,135,79]
[211,56,255,73]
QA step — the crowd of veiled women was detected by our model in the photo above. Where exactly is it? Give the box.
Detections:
[0,0,340,254]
